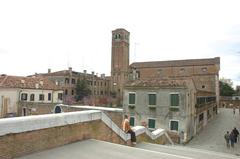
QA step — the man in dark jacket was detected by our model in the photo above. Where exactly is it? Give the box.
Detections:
[233,127,239,143]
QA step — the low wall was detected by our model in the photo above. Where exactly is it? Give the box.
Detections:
[0,110,171,159]
[220,100,240,108]
[61,105,123,128]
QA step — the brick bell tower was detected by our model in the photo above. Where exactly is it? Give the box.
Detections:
[111,28,130,103]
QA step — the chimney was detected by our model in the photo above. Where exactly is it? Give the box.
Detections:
[91,71,94,75]
[84,70,87,74]
[48,68,51,73]
[101,74,105,78]
[69,67,72,76]
[21,79,25,84]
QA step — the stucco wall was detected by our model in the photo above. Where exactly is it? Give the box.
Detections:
[0,88,19,117]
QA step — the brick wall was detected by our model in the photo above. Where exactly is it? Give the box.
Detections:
[220,99,240,108]
[62,106,123,128]
[18,102,56,116]
[0,120,130,159]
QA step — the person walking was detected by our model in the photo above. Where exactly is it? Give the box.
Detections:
[230,131,235,148]
[233,127,239,143]
[122,115,136,145]
[233,107,236,115]
[224,131,230,148]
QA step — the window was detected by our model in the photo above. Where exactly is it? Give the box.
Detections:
[148,119,156,129]
[65,78,69,84]
[48,93,51,101]
[58,93,63,100]
[21,93,28,101]
[180,68,185,73]
[199,113,204,122]
[130,116,135,126]
[170,94,179,106]
[202,85,205,89]
[72,79,76,84]
[72,90,74,95]
[39,94,44,101]
[100,91,103,95]
[148,93,156,106]
[170,120,179,131]
[30,94,35,101]
[136,71,140,78]
[129,93,136,105]
[65,89,68,95]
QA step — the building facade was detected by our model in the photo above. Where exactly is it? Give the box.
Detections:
[34,67,111,105]
[123,78,217,142]
[0,75,63,118]
[123,78,198,142]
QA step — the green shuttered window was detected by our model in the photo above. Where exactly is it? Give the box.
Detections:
[148,119,156,129]
[130,117,135,126]
[148,94,156,105]
[170,120,179,131]
[170,94,179,106]
[129,93,135,105]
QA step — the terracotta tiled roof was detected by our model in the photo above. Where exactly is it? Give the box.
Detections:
[125,78,194,88]
[130,57,220,68]
[0,75,62,90]
[34,70,70,76]
[196,90,215,96]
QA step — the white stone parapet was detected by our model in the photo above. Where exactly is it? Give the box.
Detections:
[0,110,173,145]
[0,110,102,136]
[61,104,123,112]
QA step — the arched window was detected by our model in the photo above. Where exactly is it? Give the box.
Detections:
[30,94,35,101]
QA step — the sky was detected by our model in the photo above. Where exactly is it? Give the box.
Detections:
[0,0,240,87]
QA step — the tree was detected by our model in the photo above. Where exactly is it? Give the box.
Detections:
[219,80,235,96]
[75,78,91,102]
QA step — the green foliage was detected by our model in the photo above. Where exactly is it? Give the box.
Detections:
[75,79,91,101]
[219,80,235,96]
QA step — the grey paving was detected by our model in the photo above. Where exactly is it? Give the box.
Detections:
[136,142,238,159]
[18,140,193,159]
[186,108,240,156]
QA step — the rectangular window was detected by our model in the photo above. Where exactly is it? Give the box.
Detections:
[58,93,63,100]
[65,78,69,84]
[72,78,76,84]
[148,93,156,105]
[199,113,204,122]
[21,93,28,101]
[48,93,51,101]
[30,94,35,101]
[148,118,156,129]
[39,94,44,101]
[129,93,136,105]
[130,116,135,126]
[170,120,179,131]
[170,94,179,106]
[71,90,74,95]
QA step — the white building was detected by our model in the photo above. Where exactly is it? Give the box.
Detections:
[0,75,63,118]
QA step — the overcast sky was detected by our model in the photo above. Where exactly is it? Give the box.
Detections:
[0,0,240,87]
